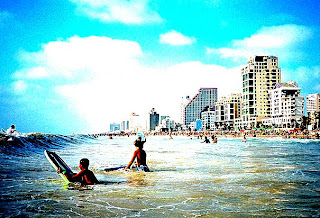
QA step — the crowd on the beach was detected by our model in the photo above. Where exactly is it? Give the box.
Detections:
[106,129,320,140]
[2,123,320,141]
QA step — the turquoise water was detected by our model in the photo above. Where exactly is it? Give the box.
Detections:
[1,135,319,217]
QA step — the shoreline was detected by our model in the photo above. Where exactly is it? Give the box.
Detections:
[140,129,320,140]
[1,129,319,142]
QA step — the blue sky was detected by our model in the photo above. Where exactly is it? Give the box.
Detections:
[0,0,319,134]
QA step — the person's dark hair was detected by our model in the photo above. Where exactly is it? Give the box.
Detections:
[11,125,15,128]
[134,139,143,149]
[80,158,89,169]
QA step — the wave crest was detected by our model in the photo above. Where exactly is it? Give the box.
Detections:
[0,133,98,156]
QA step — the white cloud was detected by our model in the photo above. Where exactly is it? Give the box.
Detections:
[15,36,241,133]
[55,61,241,133]
[12,80,28,94]
[207,24,313,60]
[15,67,49,79]
[234,25,311,48]
[165,62,241,99]
[70,0,162,24]
[160,30,196,46]
[16,36,143,79]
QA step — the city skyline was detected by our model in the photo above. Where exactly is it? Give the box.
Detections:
[1,0,319,134]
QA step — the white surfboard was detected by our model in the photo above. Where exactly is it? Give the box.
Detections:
[44,150,74,183]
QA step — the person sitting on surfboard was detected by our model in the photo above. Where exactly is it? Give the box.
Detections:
[58,158,99,185]
[125,137,150,172]
[7,124,18,136]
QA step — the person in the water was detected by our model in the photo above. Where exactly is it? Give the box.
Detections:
[6,124,18,136]
[125,136,150,172]
[212,136,217,143]
[201,136,210,143]
[58,158,99,185]
[242,135,247,143]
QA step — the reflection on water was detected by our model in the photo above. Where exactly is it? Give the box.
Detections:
[126,173,155,187]
[1,136,319,217]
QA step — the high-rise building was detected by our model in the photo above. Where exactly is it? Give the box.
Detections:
[180,96,190,124]
[158,116,175,131]
[262,81,304,127]
[148,108,159,131]
[306,93,320,114]
[215,96,226,124]
[109,123,120,132]
[184,88,218,125]
[120,120,129,132]
[217,93,242,129]
[241,56,281,128]
[129,112,142,132]
[201,106,216,130]
[306,93,320,129]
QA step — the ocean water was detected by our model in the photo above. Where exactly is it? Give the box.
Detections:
[0,134,319,217]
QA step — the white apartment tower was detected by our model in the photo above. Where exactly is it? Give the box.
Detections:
[215,93,242,129]
[306,93,320,129]
[222,93,242,128]
[201,106,216,130]
[262,81,304,127]
[129,112,143,132]
[241,56,281,128]
[306,93,320,114]
[214,96,226,125]
[180,96,190,124]
[120,120,129,131]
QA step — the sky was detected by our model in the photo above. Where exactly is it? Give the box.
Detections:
[0,0,319,134]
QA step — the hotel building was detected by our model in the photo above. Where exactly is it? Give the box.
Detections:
[120,120,129,131]
[306,93,320,114]
[180,96,190,124]
[222,93,242,129]
[240,56,281,128]
[201,106,216,130]
[215,96,225,124]
[215,93,242,130]
[109,123,120,132]
[129,112,143,132]
[184,88,218,125]
[306,93,320,129]
[262,81,304,127]
[148,108,160,131]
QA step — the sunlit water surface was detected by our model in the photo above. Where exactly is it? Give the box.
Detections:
[1,136,319,217]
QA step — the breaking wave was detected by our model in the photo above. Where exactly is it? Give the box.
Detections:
[0,133,99,156]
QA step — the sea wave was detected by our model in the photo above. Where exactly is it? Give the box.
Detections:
[0,133,98,156]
